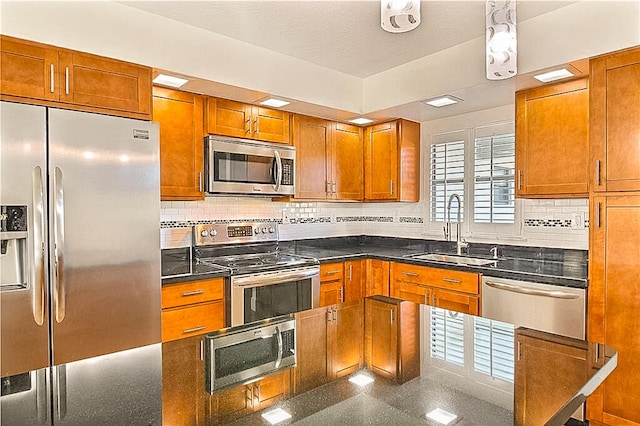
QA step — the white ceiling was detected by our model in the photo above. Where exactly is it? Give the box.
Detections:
[123,1,574,78]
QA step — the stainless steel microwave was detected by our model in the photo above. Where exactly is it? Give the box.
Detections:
[205,136,295,196]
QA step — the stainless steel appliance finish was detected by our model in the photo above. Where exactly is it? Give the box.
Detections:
[194,222,320,326]
[0,102,161,423]
[481,276,586,339]
[205,316,296,392]
[205,136,295,196]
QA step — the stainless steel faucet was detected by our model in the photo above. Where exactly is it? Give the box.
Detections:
[445,193,468,255]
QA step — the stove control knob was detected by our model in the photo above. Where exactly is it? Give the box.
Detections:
[200,230,209,238]
[209,229,217,237]
[261,227,268,234]
[254,227,260,235]
[268,227,275,233]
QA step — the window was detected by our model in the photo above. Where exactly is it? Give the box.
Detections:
[430,308,464,367]
[473,132,515,224]
[430,138,465,222]
[473,317,514,383]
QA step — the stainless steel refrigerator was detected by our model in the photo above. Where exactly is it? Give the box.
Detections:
[0,102,162,424]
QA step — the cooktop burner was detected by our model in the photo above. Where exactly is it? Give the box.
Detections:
[193,222,318,275]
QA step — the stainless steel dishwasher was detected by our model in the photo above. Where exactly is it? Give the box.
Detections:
[481,276,586,340]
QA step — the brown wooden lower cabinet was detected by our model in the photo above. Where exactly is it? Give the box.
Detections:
[364,296,420,384]
[293,299,363,394]
[514,328,589,426]
[365,259,390,296]
[206,369,291,424]
[162,336,206,426]
[320,262,344,307]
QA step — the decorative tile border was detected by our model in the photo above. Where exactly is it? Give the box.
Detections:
[161,215,424,229]
[161,218,282,229]
[524,219,572,228]
[336,216,394,223]
[399,216,424,224]
[288,217,331,224]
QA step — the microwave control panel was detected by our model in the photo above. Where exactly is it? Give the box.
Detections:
[281,159,294,186]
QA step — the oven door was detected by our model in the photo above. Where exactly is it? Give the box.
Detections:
[205,317,296,393]
[231,266,320,326]
[206,137,295,195]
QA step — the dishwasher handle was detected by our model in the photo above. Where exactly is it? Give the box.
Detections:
[484,280,581,300]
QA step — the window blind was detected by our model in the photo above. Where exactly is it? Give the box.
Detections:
[430,140,465,222]
[430,308,465,367]
[473,317,514,383]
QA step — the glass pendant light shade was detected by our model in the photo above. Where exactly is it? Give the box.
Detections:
[381,0,421,33]
[486,0,517,80]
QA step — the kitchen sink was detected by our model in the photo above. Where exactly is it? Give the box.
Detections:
[409,253,498,266]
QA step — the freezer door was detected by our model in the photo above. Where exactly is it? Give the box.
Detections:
[0,102,50,377]
[48,108,161,365]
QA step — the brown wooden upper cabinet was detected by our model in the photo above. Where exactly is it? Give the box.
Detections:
[292,114,364,201]
[364,119,420,202]
[591,46,640,192]
[1,35,152,120]
[515,78,589,198]
[205,97,291,144]
[153,87,204,201]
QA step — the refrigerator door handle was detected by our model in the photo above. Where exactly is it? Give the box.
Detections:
[52,167,66,323]
[32,166,46,325]
[54,365,67,421]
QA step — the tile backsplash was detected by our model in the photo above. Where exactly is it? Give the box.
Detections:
[160,196,589,250]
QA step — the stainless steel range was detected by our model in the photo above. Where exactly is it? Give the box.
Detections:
[193,222,320,326]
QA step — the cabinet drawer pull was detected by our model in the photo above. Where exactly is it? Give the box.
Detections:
[402,271,419,277]
[595,160,601,187]
[65,67,69,95]
[595,202,602,228]
[442,278,461,284]
[349,264,353,281]
[182,289,206,297]
[517,170,522,191]
[390,179,394,195]
[182,326,206,334]
[325,270,341,275]
[50,64,55,93]
[340,286,344,302]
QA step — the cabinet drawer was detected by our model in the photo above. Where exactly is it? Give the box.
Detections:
[392,263,479,294]
[162,278,225,309]
[320,262,344,282]
[161,300,225,342]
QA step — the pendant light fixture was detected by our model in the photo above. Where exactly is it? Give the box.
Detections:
[381,0,421,33]
[486,0,517,80]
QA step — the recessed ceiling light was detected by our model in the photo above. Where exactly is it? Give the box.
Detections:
[152,74,189,88]
[533,68,574,83]
[348,117,374,125]
[259,97,290,108]
[348,373,375,387]
[261,408,292,424]
[422,95,462,108]
[426,408,458,425]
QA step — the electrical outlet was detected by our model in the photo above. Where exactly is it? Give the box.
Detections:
[282,210,290,224]
[571,213,584,229]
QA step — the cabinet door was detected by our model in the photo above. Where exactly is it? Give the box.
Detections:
[331,123,363,200]
[591,48,640,192]
[0,35,58,101]
[344,259,365,301]
[58,50,152,119]
[588,195,640,425]
[365,122,398,200]
[331,299,363,379]
[254,370,291,409]
[252,106,291,144]
[161,300,225,342]
[162,337,205,426]
[432,288,479,316]
[207,381,252,423]
[365,259,390,297]
[515,78,589,197]
[292,115,331,199]
[515,329,588,426]
[320,281,342,307]
[365,298,397,379]
[206,97,252,138]
[293,307,329,394]
[153,87,204,201]
[162,278,225,309]
[390,281,429,305]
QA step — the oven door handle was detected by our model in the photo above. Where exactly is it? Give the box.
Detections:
[232,267,319,288]
[274,326,283,368]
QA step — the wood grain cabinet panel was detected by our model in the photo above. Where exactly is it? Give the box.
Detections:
[344,259,365,302]
[206,97,290,144]
[364,119,420,202]
[515,78,589,198]
[320,262,345,307]
[365,259,390,297]
[365,296,420,384]
[587,195,640,425]
[591,46,640,192]
[153,87,204,201]
[1,35,152,120]
[292,115,363,201]
[161,278,225,342]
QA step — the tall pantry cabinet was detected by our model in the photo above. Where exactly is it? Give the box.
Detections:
[587,46,640,426]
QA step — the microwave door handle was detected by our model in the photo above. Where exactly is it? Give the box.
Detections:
[274,326,283,368]
[273,150,282,191]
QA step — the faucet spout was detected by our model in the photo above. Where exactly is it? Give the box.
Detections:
[446,193,466,254]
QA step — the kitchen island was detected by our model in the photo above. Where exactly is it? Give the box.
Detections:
[163,299,616,426]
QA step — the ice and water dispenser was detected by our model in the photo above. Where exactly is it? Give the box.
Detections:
[1,205,28,291]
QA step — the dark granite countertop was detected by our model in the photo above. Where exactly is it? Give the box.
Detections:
[162,236,588,288]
